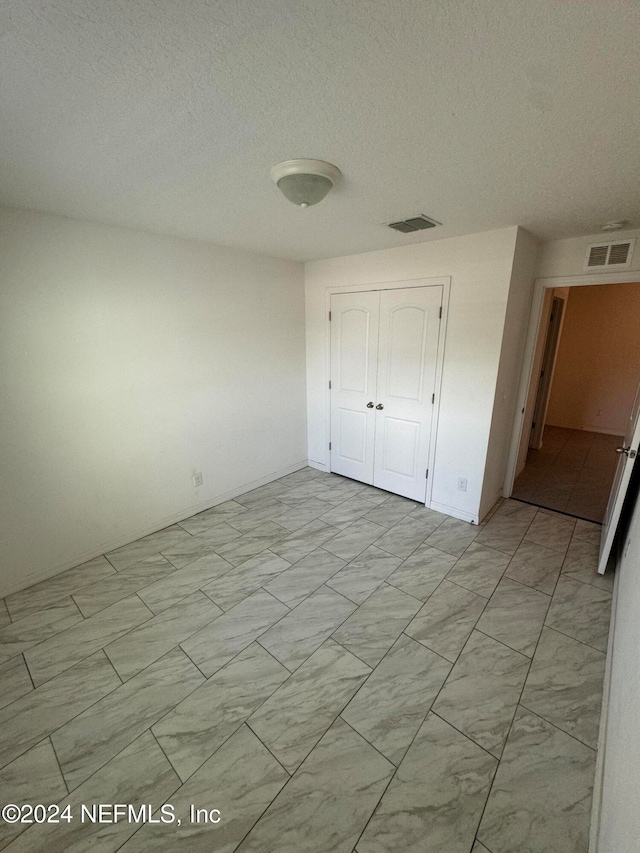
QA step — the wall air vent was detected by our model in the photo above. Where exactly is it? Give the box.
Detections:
[584,239,635,271]
[389,214,440,233]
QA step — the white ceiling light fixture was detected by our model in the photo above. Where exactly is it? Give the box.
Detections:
[270,159,341,208]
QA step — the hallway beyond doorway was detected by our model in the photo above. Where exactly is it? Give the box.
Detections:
[512,426,622,523]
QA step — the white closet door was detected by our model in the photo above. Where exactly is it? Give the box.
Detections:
[329,291,380,483]
[373,287,442,501]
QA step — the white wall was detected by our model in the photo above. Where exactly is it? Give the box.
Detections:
[305,226,521,523]
[537,228,640,279]
[596,485,640,852]
[480,228,539,518]
[0,208,306,598]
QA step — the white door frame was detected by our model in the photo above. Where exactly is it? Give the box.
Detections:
[325,276,450,507]
[504,270,640,497]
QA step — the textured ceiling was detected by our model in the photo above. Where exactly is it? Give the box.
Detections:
[1,1,639,261]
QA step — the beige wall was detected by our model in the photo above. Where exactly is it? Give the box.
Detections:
[546,282,640,435]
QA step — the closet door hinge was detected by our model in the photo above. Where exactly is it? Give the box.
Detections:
[425,468,429,479]
[329,311,332,321]
[329,380,331,389]
[431,393,435,404]
[439,306,443,319]
[329,442,332,450]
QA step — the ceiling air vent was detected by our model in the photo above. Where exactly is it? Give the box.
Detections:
[584,239,635,271]
[389,214,440,233]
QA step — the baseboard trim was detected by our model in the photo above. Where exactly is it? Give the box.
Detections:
[307,460,328,472]
[429,500,479,525]
[2,459,309,599]
[546,422,624,437]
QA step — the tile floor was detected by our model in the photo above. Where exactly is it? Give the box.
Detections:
[0,467,614,852]
[512,425,622,522]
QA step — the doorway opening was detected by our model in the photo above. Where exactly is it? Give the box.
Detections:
[511,280,640,523]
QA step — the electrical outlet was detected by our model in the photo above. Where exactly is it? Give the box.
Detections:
[457,477,468,492]
[193,472,203,488]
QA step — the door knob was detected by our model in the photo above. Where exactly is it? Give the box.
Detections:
[366,401,374,408]
[616,445,637,458]
[376,403,384,410]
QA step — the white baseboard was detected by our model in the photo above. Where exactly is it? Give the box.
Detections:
[3,460,309,599]
[308,459,328,472]
[546,422,624,437]
[429,500,479,525]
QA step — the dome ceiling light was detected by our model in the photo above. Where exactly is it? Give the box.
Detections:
[270,159,341,208]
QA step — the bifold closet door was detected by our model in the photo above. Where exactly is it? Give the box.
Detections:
[330,286,442,501]
[329,291,380,483]
[373,287,442,501]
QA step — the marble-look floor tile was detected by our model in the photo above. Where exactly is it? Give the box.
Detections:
[120,725,289,853]
[269,519,339,563]
[258,586,356,671]
[159,535,219,568]
[445,542,510,599]
[0,597,83,664]
[473,842,492,853]
[504,540,564,594]
[106,524,192,571]
[385,545,457,601]
[562,538,613,590]
[493,500,538,524]
[432,631,530,757]
[236,718,394,853]
[325,546,401,605]
[0,654,33,710]
[225,498,290,533]
[520,627,605,748]
[71,555,175,617]
[272,497,334,532]
[0,651,120,770]
[545,576,612,652]
[181,589,288,677]
[524,511,575,553]
[235,480,289,508]
[105,591,222,680]
[424,516,480,558]
[52,648,203,790]
[405,580,487,662]
[362,501,414,529]
[192,520,243,548]
[6,731,180,853]
[322,519,388,561]
[318,495,379,530]
[278,480,333,505]
[0,740,67,849]
[357,712,497,853]
[203,551,291,610]
[572,519,601,546]
[153,643,289,781]
[24,595,152,686]
[177,500,248,535]
[5,556,115,621]
[265,549,346,608]
[477,707,595,853]
[332,584,421,666]
[320,481,372,506]
[476,578,550,657]
[278,467,326,488]
[342,635,451,765]
[248,640,370,773]
[137,552,233,613]
[214,521,288,567]
[475,514,531,556]
[0,599,9,628]
[374,515,439,559]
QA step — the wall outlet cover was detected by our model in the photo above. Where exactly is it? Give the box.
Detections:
[457,477,468,492]
[193,472,204,487]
